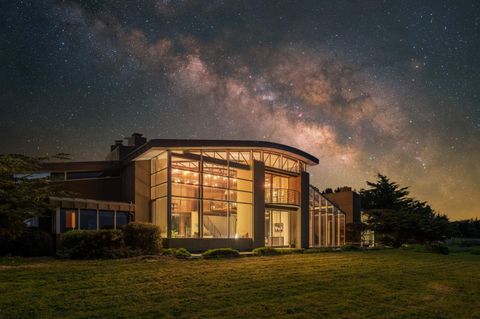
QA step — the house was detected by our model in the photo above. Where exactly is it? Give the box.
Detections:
[38,133,352,251]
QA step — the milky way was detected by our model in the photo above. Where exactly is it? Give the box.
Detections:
[1,1,479,219]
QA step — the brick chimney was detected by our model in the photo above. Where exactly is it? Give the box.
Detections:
[106,133,147,161]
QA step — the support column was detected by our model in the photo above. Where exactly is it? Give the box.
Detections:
[252,160,265,248]
[300,171,310,249]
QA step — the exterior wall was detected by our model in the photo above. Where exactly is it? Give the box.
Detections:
[134,160,151,223]
[252,160,265,248]
[121,162,135,203]
[300,171,310,248]
[52,178,122,201]
[323,191,361,224]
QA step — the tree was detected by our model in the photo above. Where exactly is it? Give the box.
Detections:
[360,174,452,246]
[360,174,411,210]
[450,219,480,238]
[0,153,68,250]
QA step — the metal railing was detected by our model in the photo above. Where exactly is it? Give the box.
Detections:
[265,188,301,206]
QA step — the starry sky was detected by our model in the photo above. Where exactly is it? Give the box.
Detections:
[1,1,479,220]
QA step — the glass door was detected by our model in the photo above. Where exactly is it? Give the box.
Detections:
[265,209,290,247]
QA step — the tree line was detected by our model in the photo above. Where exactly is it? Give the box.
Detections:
[360,174,479,246]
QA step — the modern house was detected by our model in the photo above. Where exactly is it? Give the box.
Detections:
[38,133,355,251]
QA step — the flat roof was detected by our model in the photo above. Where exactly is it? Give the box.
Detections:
[124,139,319,165]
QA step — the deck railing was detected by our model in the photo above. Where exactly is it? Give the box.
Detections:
[265,188,301,206]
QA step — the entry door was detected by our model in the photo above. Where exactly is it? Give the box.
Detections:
[265,210,289,247]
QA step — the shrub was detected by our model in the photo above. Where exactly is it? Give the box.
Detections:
[58,230,125,259]
[459,239,480,247]
[162,248,191,258]
[123,222,162,254]
[400,243,424,251]
[173,248,191,258]
[15,229,54,257]
[252,247,280,256]
[341,244,363,251]
[202,248,240,259]
[278,248,305,254]
[305,247,335,253]
[470,247,480,255]
[426,242,450,255]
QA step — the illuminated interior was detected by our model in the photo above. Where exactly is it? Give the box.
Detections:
[151,150,253,239]
[309,186,346,247]
[149,147,344,247]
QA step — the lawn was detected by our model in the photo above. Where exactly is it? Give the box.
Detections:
[0,250,479,319]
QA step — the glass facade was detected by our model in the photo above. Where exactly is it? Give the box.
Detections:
[184,149,306,174]
[309,186,346,247]
[152,151,254,239]
[265,209,299,247]
[151,152,168,236]
[264,173,301,206]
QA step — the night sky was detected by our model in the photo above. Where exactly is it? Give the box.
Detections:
[1,1,479,220]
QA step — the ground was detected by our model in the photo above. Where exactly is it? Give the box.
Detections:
[0,250,479,319]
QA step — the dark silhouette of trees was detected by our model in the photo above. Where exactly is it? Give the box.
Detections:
[450,219,480,238]
[360,174,452,247]
[0,153,68,253]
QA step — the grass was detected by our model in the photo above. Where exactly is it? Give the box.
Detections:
[0,250,479,318]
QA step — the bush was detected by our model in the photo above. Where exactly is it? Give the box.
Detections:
[202,248,240,259]
[341,244,363,251]
[0,229,54,257]
[162,248,191,258]
[278,248,305,254]
[15,229,54,257]
[426,242,450,255]
[470,247,480,255]
[305,247,334,253]
[252,247,281,256]
[123,222,162,254]
[58,230,125,259]
[173,248,191,258]
[459,239,480,247]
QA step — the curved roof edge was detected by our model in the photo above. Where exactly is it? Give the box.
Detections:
[123,139,319,165]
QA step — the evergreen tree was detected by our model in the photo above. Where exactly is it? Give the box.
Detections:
[0,154,68,246]
[360,174,452,246]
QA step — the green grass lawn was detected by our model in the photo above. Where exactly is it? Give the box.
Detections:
[0,250,479,319]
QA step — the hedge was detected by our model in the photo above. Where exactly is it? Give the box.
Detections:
[202,248,240,259]
[58,222,162,259]
[123,222,162,254]
[252,247,281,256]
[58,230,125,259]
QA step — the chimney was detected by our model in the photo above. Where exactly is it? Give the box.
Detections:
[110,140,124,151]
[126,133,147,147]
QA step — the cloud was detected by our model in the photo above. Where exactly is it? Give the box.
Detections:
[53,1,480,219]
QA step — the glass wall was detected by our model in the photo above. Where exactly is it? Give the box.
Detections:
[170,155,200,238]
[201,159,253,238]
[151,151,253,239]
[265,210,294,247]
[187,149,305,173]
[151,152,168,236]
[309,186,346,247]
[264,173,300,206]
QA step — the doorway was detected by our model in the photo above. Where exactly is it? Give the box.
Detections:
[265,209,298,247]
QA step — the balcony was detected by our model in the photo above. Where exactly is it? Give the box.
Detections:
[265,188,301,206]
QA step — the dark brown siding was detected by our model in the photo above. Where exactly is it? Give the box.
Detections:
[300,171,310,249]
[253,160,265,248]
[52,178,122,201]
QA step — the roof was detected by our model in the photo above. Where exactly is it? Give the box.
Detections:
[123,139,319,165]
